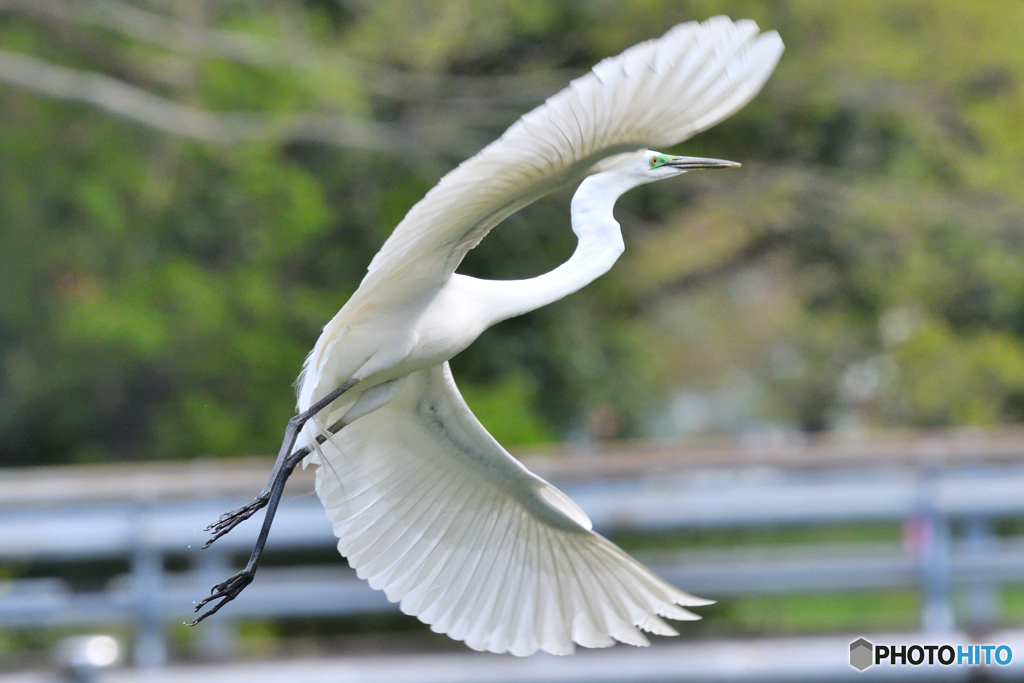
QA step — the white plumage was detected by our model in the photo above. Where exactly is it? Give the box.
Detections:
[285,16,783,656]
[342,17,782,315]
[312,364,707,656]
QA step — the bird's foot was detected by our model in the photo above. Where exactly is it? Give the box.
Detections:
[203,494,270,548]
[189,569,255,625]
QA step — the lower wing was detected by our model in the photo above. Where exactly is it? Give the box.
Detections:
[306,363,709,656]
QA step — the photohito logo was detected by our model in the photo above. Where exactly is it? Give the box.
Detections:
[850,638,873,671]
[849,638,1012,671]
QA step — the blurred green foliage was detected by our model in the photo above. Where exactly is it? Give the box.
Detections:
[1,0,1023,466]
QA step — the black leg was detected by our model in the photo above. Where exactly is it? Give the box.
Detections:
[202,378,359,547]
[189,445,307,624]
[190,378,358,625]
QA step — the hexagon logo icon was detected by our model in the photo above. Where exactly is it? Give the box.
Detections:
[850,638,874,671]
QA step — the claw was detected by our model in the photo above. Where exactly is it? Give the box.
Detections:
[189,569,255,626]
[202,494,270,548]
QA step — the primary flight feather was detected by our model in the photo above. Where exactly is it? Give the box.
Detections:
[195,16,783,657]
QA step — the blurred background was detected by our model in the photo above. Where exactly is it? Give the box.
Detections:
[2,0,1024,680]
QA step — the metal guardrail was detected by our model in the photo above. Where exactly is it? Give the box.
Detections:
[7,630,1024,683]
[2,433,1024,668]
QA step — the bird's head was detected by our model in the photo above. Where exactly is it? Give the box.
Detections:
[636,150,740,182]
[586,149,742,195]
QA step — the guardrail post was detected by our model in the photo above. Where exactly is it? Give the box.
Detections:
[195,546,235,660]
[964,516,998,628]
[913,466,954,633]
[909,464,954,634]
[919,509,953,633]
[131,507,166,668]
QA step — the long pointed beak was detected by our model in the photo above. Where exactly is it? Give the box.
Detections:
[666,156,741,170]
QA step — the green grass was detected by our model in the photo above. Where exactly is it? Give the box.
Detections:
[699,590,921,636]
[998,586,1024,625]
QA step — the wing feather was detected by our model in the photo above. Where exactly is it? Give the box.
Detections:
[312,363,710,655]
[551,530,612,649]
[343,17,782,312]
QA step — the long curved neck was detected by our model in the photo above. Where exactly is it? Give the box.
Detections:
[466,169,639,327]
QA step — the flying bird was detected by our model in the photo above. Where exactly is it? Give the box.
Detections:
[193,16,783,656]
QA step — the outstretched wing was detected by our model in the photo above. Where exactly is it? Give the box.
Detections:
[346,17,783,310]
[307,363,709,656]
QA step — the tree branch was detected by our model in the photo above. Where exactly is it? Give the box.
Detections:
[0,48,404,150]
[0,0,572,105]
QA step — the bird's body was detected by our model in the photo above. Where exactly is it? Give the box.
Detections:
[296,167,633,424]
[196,16,783,657]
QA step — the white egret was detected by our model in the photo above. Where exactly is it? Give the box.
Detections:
[193,16,783,656]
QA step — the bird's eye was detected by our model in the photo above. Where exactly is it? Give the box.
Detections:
[650,156,658,165]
